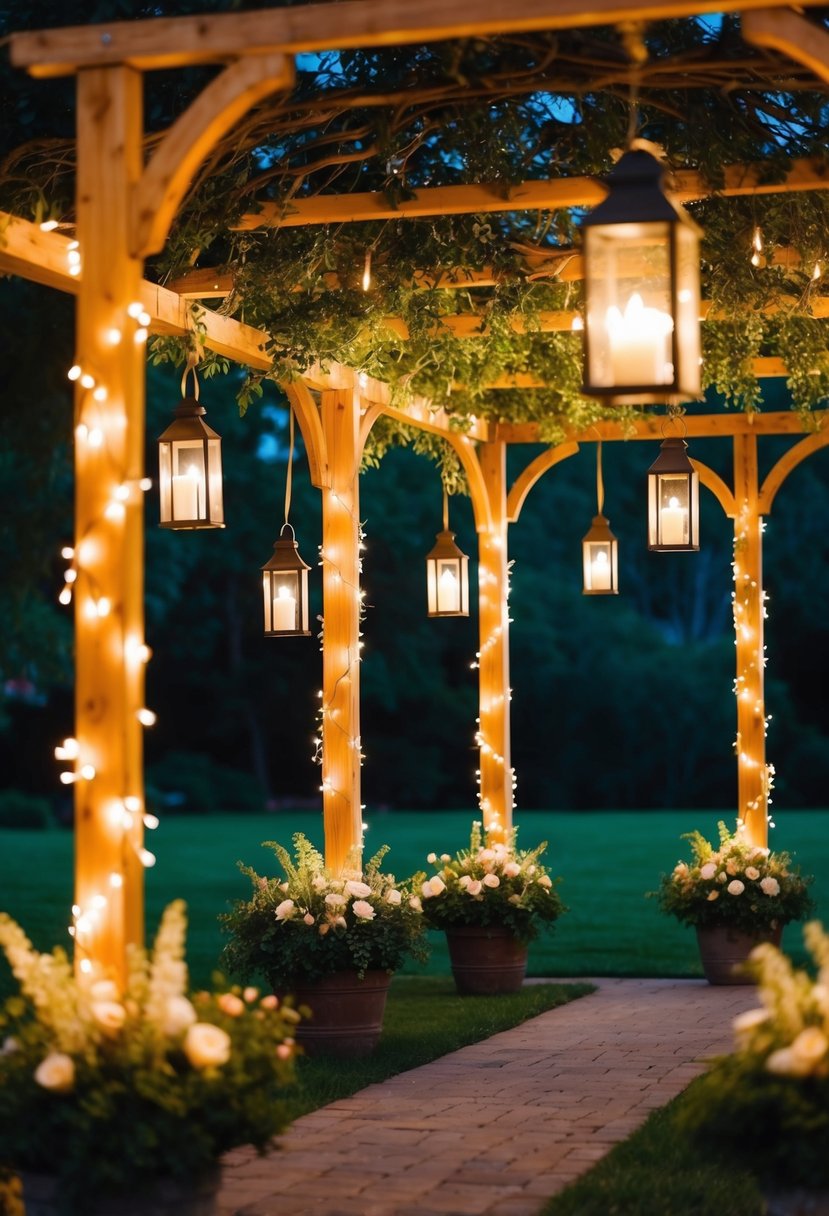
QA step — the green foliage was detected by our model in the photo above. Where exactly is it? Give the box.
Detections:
[0,902,298,1214]
[0,791,52,830]
[417,822,565,943]
[655,822,813,931]
[220,834,429,986]
[677,922,829,1189]
[146,751,264,814]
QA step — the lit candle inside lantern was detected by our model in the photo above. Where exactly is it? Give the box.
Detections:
[171,465,201,519]
[272,584,296,631]
[590,548,612,590]
[660,495,687,545]
[606,293,673,385]
[439,564,460,613]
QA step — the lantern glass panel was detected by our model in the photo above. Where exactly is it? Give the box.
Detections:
[437,558,462,613]
[583,540,616,593]
[266,571,300,632]
[206,438,224,525]
[585,220,674,393]
[648,470,699,550]
[159,442,172,522]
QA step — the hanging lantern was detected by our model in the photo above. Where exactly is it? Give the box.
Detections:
[158,363,224,529]
[581,140,702,404]
[582,441,618,594]
[647,436,699,551]
[261,524,311,636]
[426,491,469,617]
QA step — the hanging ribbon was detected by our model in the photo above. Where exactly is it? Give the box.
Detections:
[442,487,449,532]
[596,439,604,516]
[284,407,295,526]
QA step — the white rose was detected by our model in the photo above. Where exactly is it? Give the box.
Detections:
[163,996,197,1036]
[243,986,259,1003]
[503,861,521,878]
[699,863,717,880]
[91,1001,127,1037]
[458,875,471,888]
[440,853,452,863]
[426,852,437,864]
[89,979,120,1002]
[325,893,346,908]
[790,1027,829,1071]
[760,877,780,896]
[466,880,483,896]
[385,889,402,905]
[345,880,371,898]
[184,1023,231,1069]
[478,849,496,864]
[35,1052,75,1092]
[508,895,521,905]
[727,880,745,896]
[352,900,375,920]
[745,866,760,881]
[537,875,552,889]
[409,896,423,912]
[275,899,296,920]
[217,993,245,1017]
[483,873,500,889]
[428,875,446,896]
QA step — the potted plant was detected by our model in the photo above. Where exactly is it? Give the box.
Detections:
[221,835,428,1056]
[0,900,298,1216]
[678,922,829,1213]
[417,822,565,994]
[655,822,813,984]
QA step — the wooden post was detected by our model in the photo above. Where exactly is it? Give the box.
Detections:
[477,441,514,842]
[73,67,147,981]
[320,387,364,871]
[732,434,769,847]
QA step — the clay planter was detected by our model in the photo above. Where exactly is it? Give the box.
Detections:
[288,969,392,1056]
[695,923,783,985]
[445,924,528,995]
[21,1168,220,1216]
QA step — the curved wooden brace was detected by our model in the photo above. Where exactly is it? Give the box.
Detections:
[358,402,385,456]
[758,429,829,515]
[690,459,737,518]
[282,378,329,489]
[506,442,580,523]
[132,53,294,257]
[742,9,829,87]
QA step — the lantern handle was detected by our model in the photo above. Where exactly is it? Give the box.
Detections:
[284,407,295,526]
[661,403,688,439]
[279,521,296,543]
[180,355,200,402]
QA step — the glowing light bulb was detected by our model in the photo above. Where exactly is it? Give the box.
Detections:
[40,219,59,232]
[67,365,82,382]
[137,708,157,727]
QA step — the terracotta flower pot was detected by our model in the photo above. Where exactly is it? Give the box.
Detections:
[288,969,392,1057]
[21,1168,220,1216]
[445,924,528,995]
[695,923,783,985]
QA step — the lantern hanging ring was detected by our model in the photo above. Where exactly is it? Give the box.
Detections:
[180,353,200,401]
[661,404,687,440]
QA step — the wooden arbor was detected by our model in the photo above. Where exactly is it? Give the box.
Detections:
[5,0,829,980]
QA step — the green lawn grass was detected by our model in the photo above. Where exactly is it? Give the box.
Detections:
[1,808,827,990]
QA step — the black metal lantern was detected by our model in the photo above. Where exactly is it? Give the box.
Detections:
[158,369,224,529]
[261,524,311,636]
[426,492,469,617]
[582,440,618,594]
[647,437,699,551]
[581,141,702,404]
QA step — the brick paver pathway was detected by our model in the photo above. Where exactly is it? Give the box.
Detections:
[218,977,756,1216]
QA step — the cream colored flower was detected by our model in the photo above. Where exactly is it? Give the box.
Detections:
[303,913,315,925]
[334,915,347,930]
[790,1027,829,1070]
[727,880,745,896]
[766,1047,812,1078]
[325,893,346,908]
[35,1052,75,1092]
[312,874,327,891]
[483,873,500,889]
[425,875,446,896]
[352,899,375,920]
[466,880,483,896]
[1,1037,19,1055]
[217,993,245,1017]
[508,894,521,905]
[717,872,728,884]
[243,986,259,1002]
[260,994,279,1010]
[275,899,296,920]
[440,853,452,863]
[503,861,521,878]
[427,852,437,864]
[276,1043,293,1060]
[699,862,717,880]
[733,1007,769,1038]
[409,896,422,912]
[726,859,739,876]
[707,890,719,901]
[89,979,120,1003]
[760,876,780,896]
[537,875,552,889]
[91,1001,127,1037]
[385,889,402,905]
[458,875,471,888]
[163,996,197,1036]
[745,866,760,881]
[184,1022,231,1069]
[345,880,372,898]
[478,848,496,864]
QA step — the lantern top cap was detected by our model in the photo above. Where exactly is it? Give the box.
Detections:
[582,140,701,232]
[426,528,468,562]
[174,395,207,419]
[648,434,696,475]
[261,522,311,573]
[158,399,221,443]
[582,513,617,544]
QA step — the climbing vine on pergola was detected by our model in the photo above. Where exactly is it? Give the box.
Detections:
[2,0,829,982]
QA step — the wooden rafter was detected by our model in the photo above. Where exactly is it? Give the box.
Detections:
[11,0,829,78]
[743,8,829,85]
[497,410,827,444]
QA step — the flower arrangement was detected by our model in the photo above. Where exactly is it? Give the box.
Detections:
[221,834,428,987]
[656,822,813,933]
[0,901,297,1214]
[679,923,829,1188]
[417,822,564,942]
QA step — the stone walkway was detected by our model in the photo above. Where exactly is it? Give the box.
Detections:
[218,977,756,1216]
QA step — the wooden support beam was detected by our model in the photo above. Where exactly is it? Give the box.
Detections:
[743,8,829,85]
[14,0,829,77]
[320,386,364,872]
[758,428,829,513]
[132,53,294,257]
[476,441,514,842]
[506,443,580,522]
[73,66,147,982]
[732,434,768,848]
[0,215,81,292]
[496,409,827,444]
[236,158,829,231]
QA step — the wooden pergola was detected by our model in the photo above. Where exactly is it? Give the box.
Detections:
[4,0,829,981]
